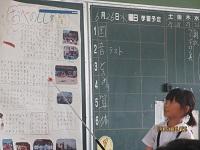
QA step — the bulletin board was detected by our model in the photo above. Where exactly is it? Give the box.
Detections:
[0,0,85,150]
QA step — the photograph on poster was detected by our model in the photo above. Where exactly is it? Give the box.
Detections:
[57,91,72,104]
[16,142,30,150]
[63,46,79,60]
[55,65,77,84]
[33,139,53,150]
[56,139,76,150]
[63,30,78,45]
[3,139,13,150]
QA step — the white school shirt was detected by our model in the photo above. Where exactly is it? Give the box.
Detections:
[142,121,194,149]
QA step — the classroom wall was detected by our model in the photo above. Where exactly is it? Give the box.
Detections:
[1,0,199,150]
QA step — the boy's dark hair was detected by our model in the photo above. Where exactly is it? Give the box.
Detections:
[165,88,196,126]
[156,139,200,150]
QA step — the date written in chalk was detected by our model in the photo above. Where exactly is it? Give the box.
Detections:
[157,126,187,132]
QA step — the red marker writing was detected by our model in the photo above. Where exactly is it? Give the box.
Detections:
[3,41,15,48]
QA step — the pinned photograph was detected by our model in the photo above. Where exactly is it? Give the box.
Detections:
[16,142,30,150]
[33,139,53,150]
[55,65,77,84]
[57,91,72,104]
[56,139,76,150]
[3,139,13,150]
[64,46,79,60]
[63,30,78,45]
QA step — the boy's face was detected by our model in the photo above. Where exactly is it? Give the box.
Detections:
[164,98,185,120]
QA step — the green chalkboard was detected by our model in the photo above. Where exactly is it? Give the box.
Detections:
[102,0,200,9]
[90,4,200,150]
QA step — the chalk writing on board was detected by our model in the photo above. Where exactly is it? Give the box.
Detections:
[93,23,107,38]
[95,113,109,128]
[99,95,107,109]
[109,46,123,56]
[93,61,98,72]
[94,11,121,22]
[98,24,107,38]
[94,10,162,24]
[100,62,106,76]
[100,77,107,86]
[94,95,107,109]
[185,29,199,62]
[99,42,105,56]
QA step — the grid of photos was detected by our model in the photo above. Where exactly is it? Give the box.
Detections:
[63,30,79,60]
[56,139,76,150]
[1,139,77,150]
[51,28,80,148]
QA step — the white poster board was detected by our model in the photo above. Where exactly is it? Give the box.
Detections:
[155,101,165,125]
[0,0,83,149]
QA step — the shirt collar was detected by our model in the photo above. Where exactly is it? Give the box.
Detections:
[164,120,187,127]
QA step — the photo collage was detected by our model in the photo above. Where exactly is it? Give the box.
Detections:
[0,0,83,149]
[2,139,76,150]
[54,30,79,105]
